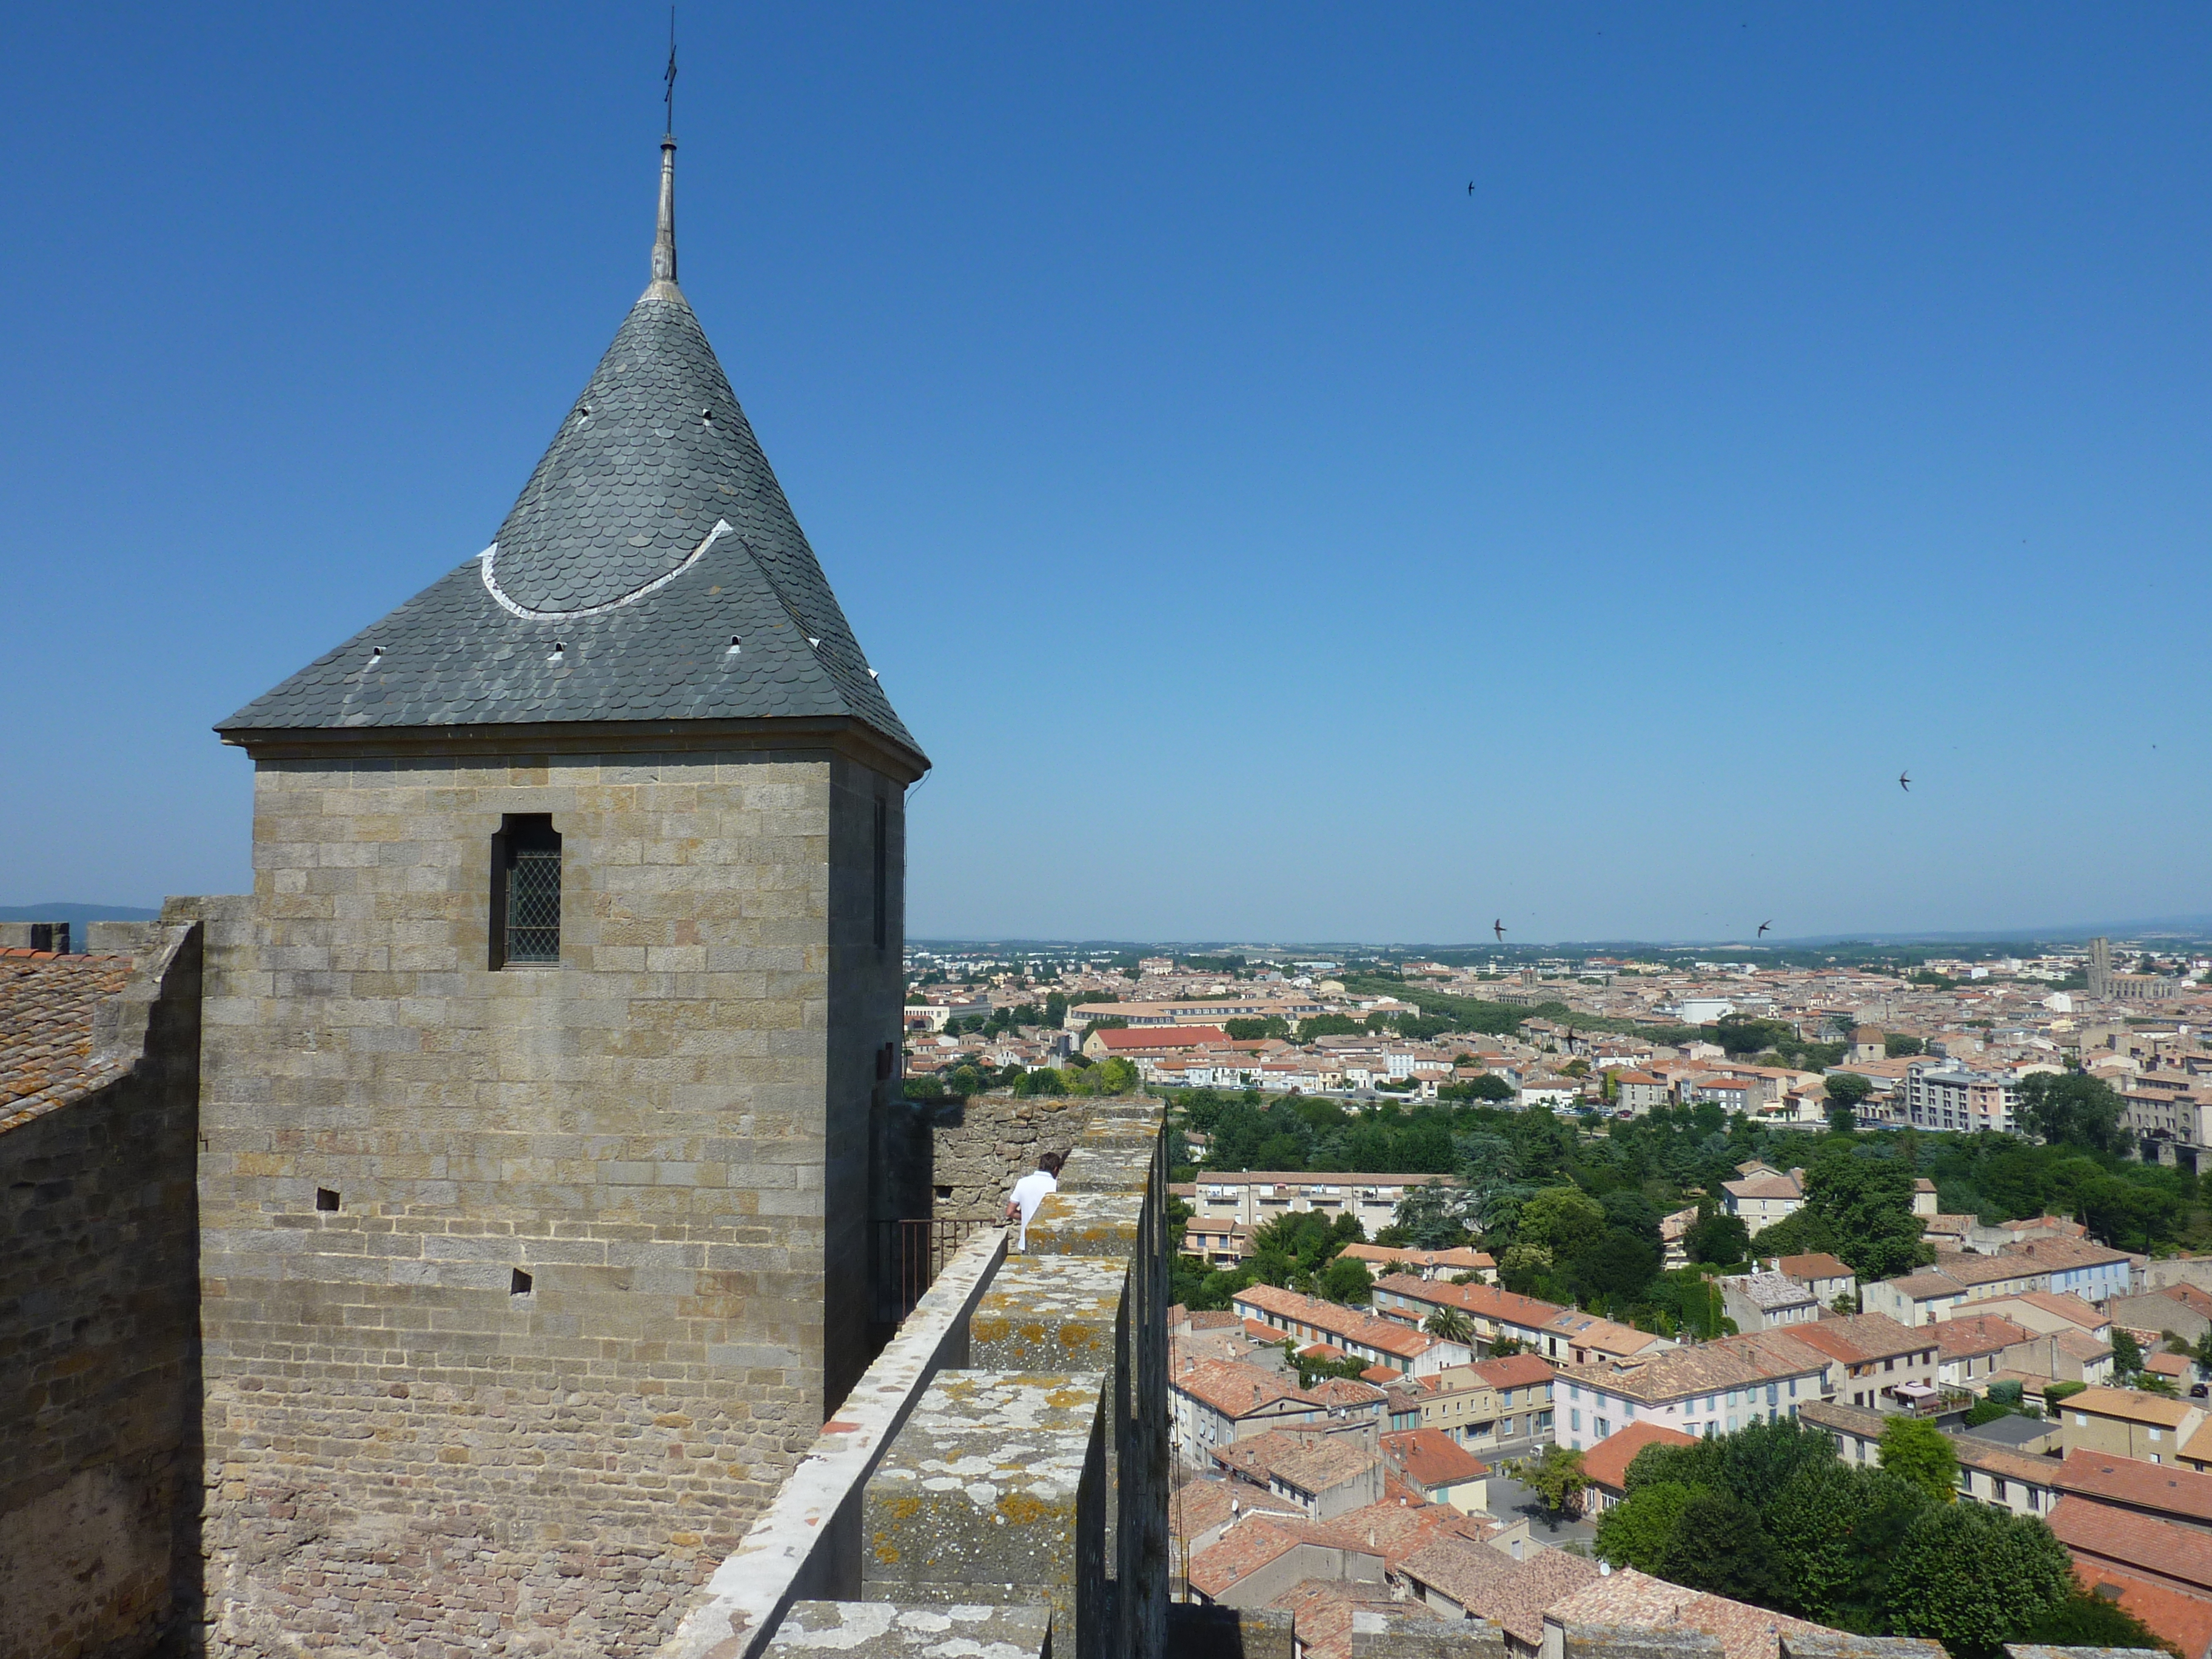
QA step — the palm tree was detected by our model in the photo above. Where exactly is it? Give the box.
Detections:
[1423,1305,1475,1346]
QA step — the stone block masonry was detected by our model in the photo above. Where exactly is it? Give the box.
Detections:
[182,742,908,1657]
[924,1093,1084,1221]
[0,923,203,1659]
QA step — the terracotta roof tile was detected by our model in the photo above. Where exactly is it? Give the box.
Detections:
[1400,1538,1600,1645]
[1581,1420,1698,1495]
[2061,1449,2212,1524]
[0,951,133,1125]
[2066,1561,2212,1659]
[2051,1498,2212,1592]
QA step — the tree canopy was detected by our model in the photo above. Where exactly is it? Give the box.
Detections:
[1609,1415,2073,1646]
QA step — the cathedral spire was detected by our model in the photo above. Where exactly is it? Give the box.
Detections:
[648,136,679,297]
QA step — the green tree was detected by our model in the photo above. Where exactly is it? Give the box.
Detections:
[1092,1056,1140,1095]
[1422,1303,1475,1344]
[1388,1184,1480,1248]
[1595,1480,1697,1572]
[1686,1211,1752,1266]
[1441,1072,1515,1103]
[1825,1072,1873,1134]
[1519,1186,1607,1253]
[1520,1444,1589,1518]
[1223,1016,1290,1041]
[1319,1254,1374,1305]
[2113,1327,2145,1381]
[1886,1504,2071,1653]
[2023,1590,2179,1655]
[1879,1417,1959,1505]
[1657,1487,1777,1603]
[2017,1070,2128,1155]
[1885,1034,1925,1058]
[1802,1154,1933,1279]
[1763,1460,1871,1622]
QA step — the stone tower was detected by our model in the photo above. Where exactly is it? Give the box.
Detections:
[2087,936,2113,1001]
[192,133,926,1654]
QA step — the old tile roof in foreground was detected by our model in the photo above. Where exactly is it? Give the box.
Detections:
[1546,1567,1824,1659]
[219,144,921,770]
[1399,1537,1599,1644]
[0,952,133,1125]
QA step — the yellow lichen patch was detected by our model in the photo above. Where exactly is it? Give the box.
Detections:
[883,1495,922,1521]
[871,1536,902,1565]
[997,1491,1057,1527]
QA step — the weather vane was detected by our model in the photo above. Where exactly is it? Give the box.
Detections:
[664,7,677,136]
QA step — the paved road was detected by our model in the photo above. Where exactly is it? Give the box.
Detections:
[1486,1473,1597,1547]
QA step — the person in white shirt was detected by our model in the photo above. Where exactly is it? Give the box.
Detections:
[1004,1152,1064,1252]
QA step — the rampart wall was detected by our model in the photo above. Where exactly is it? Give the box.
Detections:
[0,925,203,1659]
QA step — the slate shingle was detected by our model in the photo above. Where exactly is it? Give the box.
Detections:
[218,281,921,766]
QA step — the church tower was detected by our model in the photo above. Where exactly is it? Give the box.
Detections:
[194,133,926,1651]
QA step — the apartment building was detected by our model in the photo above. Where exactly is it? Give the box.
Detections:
[1369,1276,1568,1356]
[1903,1057,2021,1134]
[1788,1314,1939,1412]
[1720,1271,1820,1332]
[1232,1284,1469,1378]
[1335,1244,1498,1284]
[1720,1165,1805,1236]
[1774,1252,1857,1305]
[1187,1172,1451,1233]
[2059,1387,2207,1466]
[1555,1330,1835,1453]
[1068,995,1326,1030]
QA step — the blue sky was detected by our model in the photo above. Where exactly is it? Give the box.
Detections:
[4,4,2208,943]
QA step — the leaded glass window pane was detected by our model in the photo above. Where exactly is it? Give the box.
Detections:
[506,847,561,964]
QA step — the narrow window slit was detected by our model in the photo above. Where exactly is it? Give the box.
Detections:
[315,1188,340,1212]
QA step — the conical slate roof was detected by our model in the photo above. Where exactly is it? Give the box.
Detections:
[220,142,922,770]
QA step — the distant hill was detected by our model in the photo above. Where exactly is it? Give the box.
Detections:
[0,902,163,923]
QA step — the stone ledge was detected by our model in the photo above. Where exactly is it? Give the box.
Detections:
[862,1370,1104,1607]
[1022,1191,1142,1259]
[1353,1608,1505,1657]
[654,1228,1008,1659]
[766,1600,1050,1657]
[970,1258,1128,1374]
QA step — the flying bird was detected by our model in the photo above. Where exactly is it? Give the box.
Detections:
[1898,771,1911,792]
[1467,181,1476,195]
[1757,921,1771,937]
[1493,919,1506,942]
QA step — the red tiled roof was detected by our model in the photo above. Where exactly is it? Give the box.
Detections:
[1786,1313,1926,1366]
[0,951,135,1124]
[1175,1358,1319,1419]
[1775,1252,1855,1281]
[1381,1428,1490,1492]
[2061,1450,2212,1526]
[1373,1273,1567,1328]
[1581,1420,1698,1495]
[1472,1353,1558,1389]
[1271,1577,1426,1659]
[2069,1561,2212,1659]
[2052,1498,2212,1592]
[1091,1024,1232,1051]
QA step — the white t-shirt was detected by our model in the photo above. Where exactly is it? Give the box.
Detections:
[1007,1170,1058,1250]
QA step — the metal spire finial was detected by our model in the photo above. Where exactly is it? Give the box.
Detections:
[649,9,679,293]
